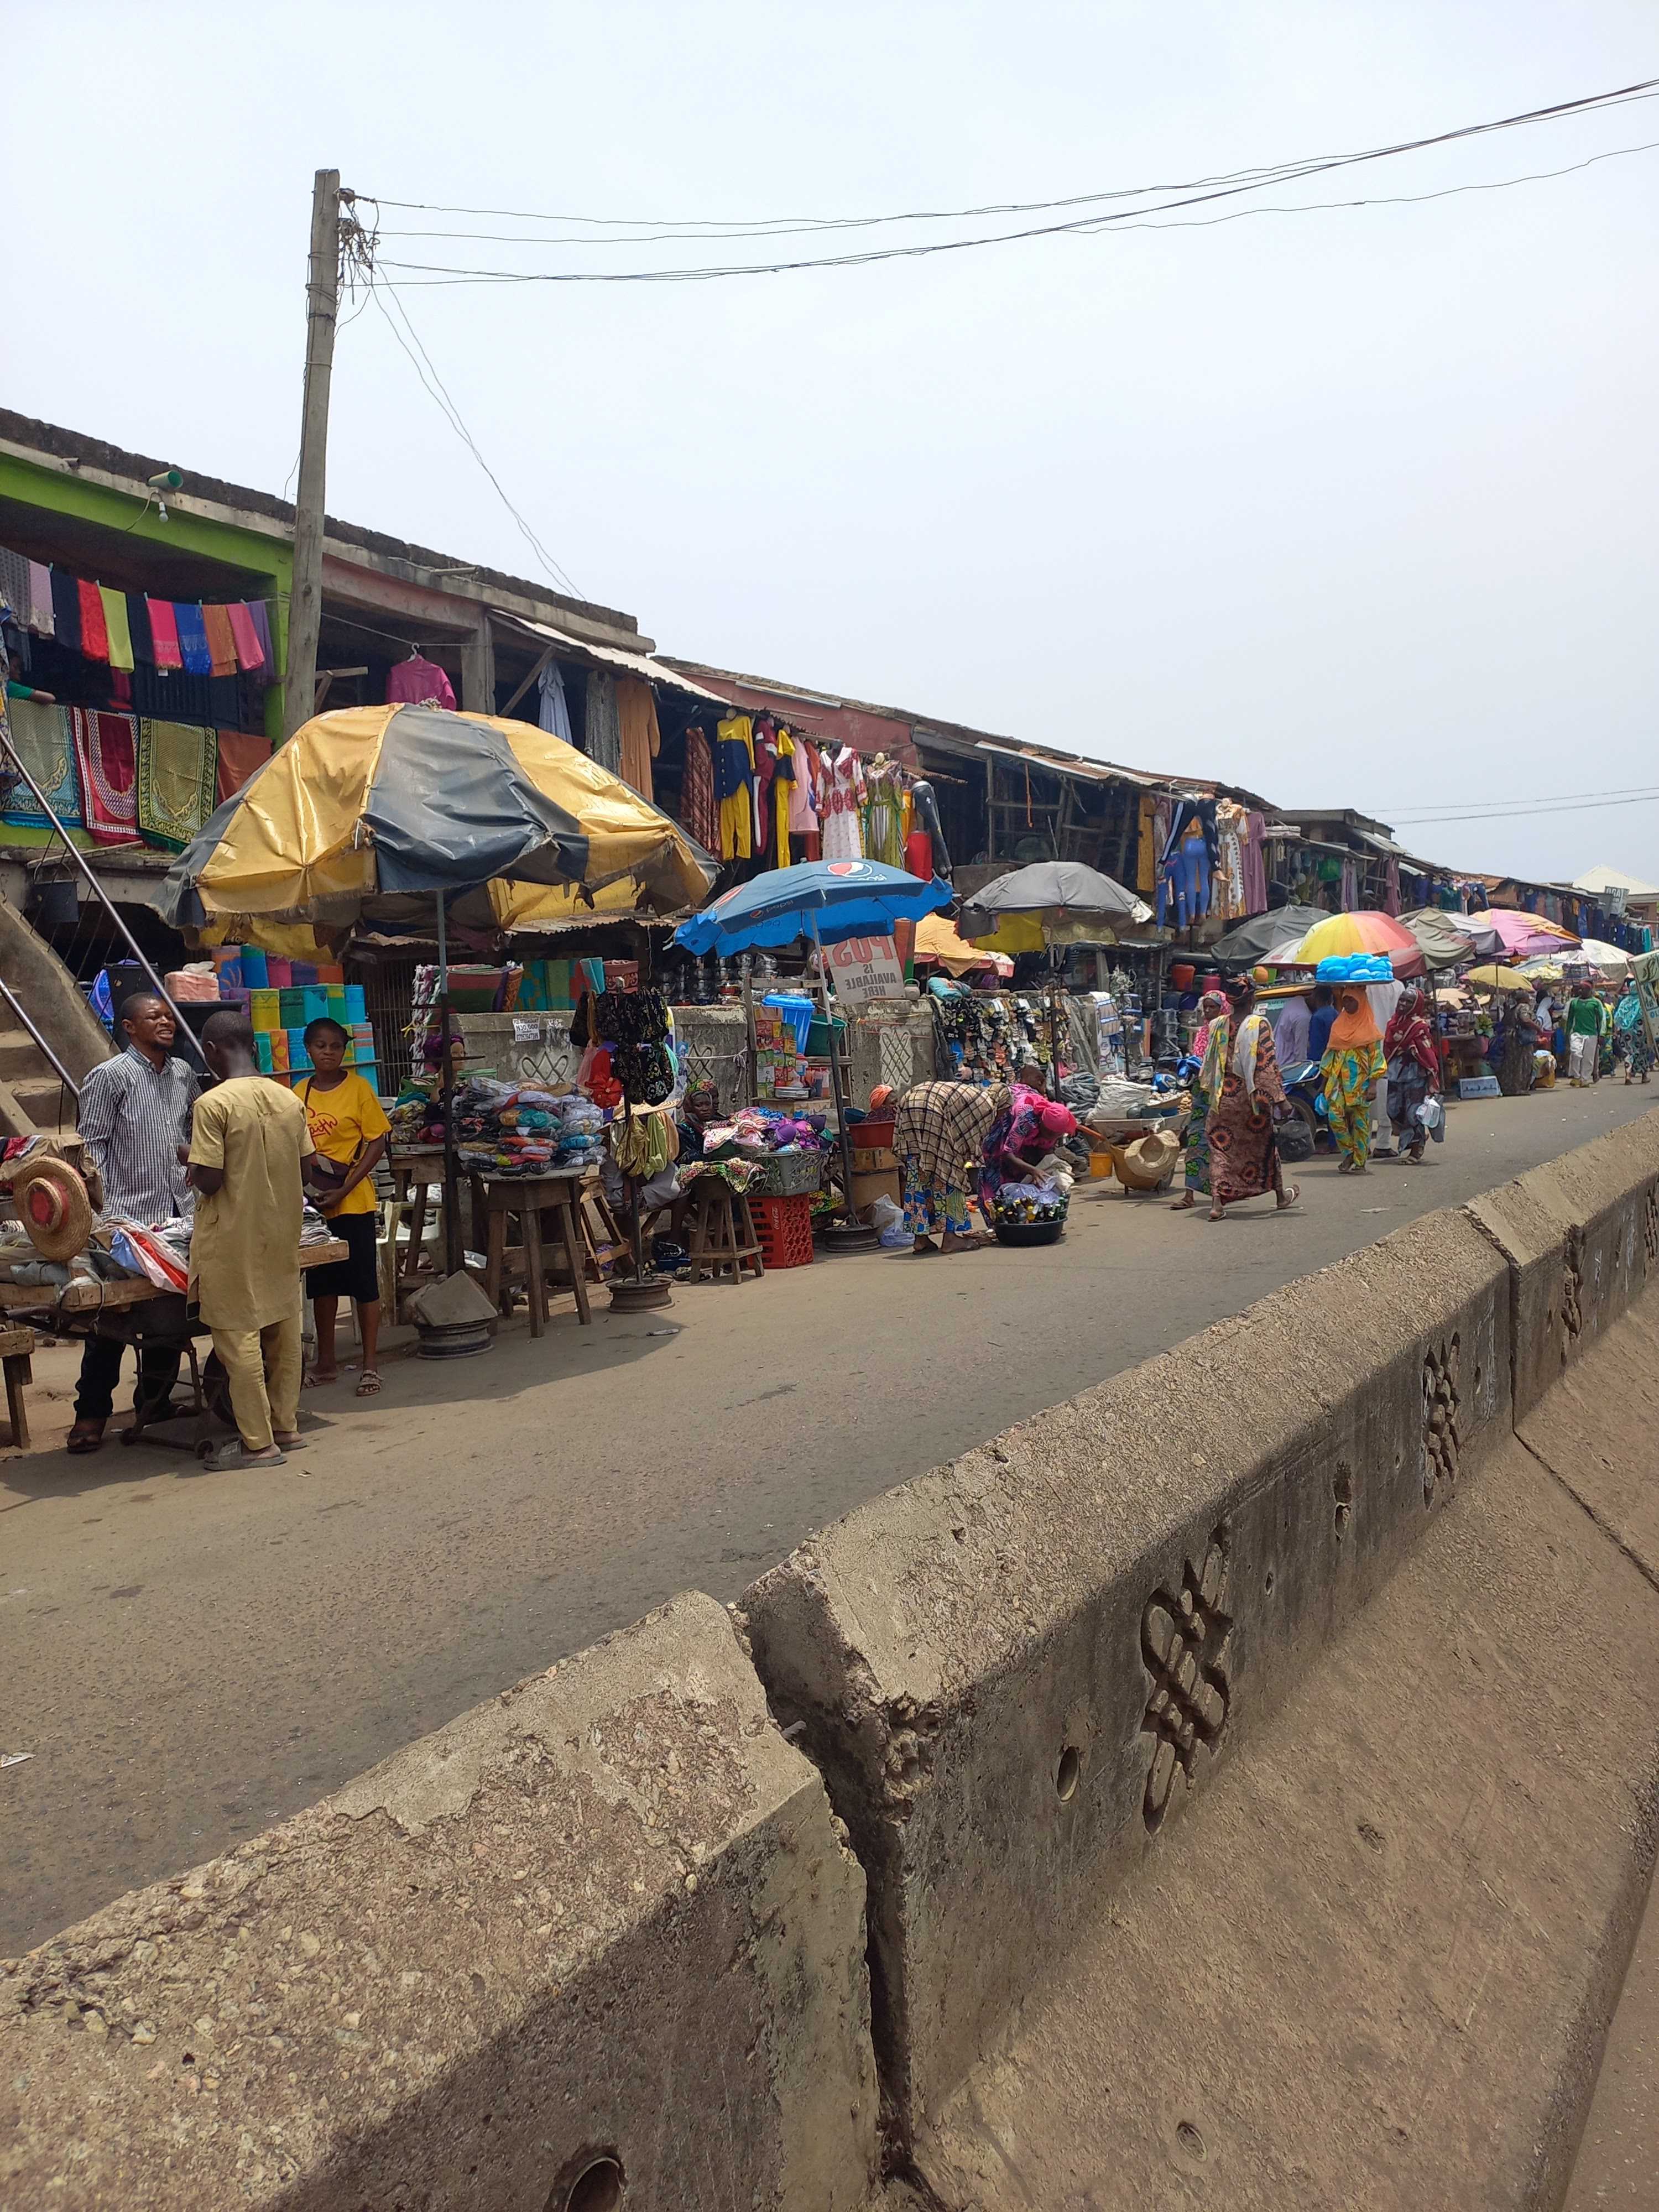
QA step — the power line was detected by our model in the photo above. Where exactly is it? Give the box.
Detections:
[367,134,1659,290]
[364,281,585,600]
[1391,780,1659,820]
[1390,790,1659,828]
[364,76,1658,241]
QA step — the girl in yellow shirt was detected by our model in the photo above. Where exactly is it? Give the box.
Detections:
[298,1018,390,1396]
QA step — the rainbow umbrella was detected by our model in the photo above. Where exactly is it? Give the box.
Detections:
[1287,910,1424,977]
[1468,909,1580,962]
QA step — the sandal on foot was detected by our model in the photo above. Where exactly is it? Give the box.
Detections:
[355,1370,382,1397]
[302,1370,337,1390]
[66,1420,106,1456]
[205,1440,286,1472]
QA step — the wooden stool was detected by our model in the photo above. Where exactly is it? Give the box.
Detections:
[684,1179,765,1285]
[0,1325,34,1448]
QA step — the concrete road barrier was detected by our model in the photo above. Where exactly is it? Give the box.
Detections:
[0,1593,880,2211]
[742,1207,1510,2153]
[1466,1106,1659,1417]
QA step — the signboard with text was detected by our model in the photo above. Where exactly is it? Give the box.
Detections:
[820,933,906,1008]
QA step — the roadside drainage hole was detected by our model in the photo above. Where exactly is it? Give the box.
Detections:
[1176,2120,1207,2161]
[1264,1569,1275,1596]
[1055,1745,1081,1801]
[561,2158,625,2212]
[1358,1819,1385,1853]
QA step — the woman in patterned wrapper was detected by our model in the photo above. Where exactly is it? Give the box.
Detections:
[1202,976,1301,1223]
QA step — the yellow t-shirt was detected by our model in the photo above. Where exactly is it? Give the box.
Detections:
[297,1072,390,1215]
[188,1077,314,1331]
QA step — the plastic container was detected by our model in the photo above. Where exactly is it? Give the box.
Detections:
[752,1193,815,1267]
[1170,962,1196,990]
[747,1152,823,1197]
[994,1219,1066,1247]
[853,1115,895,1152]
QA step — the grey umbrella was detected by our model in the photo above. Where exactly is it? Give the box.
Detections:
[1208,905,1331,964]
[962,860,1147,925]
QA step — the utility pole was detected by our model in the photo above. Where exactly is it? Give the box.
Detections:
[285,168,342,740]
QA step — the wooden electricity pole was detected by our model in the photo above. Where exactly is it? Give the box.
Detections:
[285,168,342,739]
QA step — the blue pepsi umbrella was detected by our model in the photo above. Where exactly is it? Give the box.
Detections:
[674,858,951,955]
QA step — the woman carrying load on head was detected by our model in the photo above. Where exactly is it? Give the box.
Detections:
[1203,977,1300,1222]
[1383,987,1443,1164]
[1171,989,1228,1212]
[1320,986,1387,1175]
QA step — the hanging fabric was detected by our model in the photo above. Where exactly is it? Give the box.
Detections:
[385,653,456,709]
[69,708,139,844]
[615,675,660,801]
[98,586,135,674]
[713,712,756,860]
[146,597,182,671]
[26,563,54,639]
[201,603,238,679]
[77,579,109,663]
[583,669,624,776]
[226,602,267,674]
[537,656,574,743]
[174,602,212,677]
[819,744,865,862]
[679,723,718,852]
[2,697,84,830]
[136,719,218,849]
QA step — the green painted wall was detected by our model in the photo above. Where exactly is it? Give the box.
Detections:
[0,453,291,740]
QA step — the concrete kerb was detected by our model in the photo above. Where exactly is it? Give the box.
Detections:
[0,1592,881,2212]
[1465,1105,1659,1419]
[740,1205,1510,2156]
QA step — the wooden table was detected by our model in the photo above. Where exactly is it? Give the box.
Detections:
[390,1151,607,1333]
[469,1168,594,1335]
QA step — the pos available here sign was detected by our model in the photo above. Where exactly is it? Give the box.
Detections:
[820,933,906,1008]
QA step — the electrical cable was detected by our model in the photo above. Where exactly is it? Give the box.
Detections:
[1386,791,1659,827]
[364,76,1658,239]
[1390,781,1659,819]
[364,281,585,599]
[367,134,1659,289]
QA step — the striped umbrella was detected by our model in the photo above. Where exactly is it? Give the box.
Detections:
[1287,910,1423,977]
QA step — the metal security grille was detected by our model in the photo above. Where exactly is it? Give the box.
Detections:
[353,957,420,1095]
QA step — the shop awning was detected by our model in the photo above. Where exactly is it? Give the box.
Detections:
[495,614,733,705]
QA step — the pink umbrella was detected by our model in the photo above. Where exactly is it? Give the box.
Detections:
[1468,909,1581,964]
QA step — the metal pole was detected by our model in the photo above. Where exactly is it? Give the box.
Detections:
[0,721,200,1064]
[809,912,861,1224]
[435,891,461,1277]
[286,168,342,741]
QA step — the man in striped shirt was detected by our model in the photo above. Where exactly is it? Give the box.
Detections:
[67,993,202,1454]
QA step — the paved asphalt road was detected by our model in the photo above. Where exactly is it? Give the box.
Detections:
[2,1081,1653,1957]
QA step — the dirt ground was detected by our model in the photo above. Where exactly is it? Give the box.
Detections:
[2,1079,1654,1958]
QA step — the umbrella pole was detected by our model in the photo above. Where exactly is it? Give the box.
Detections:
[810,914,859,1215]
[436,890,462,1279]
[1047,945,1062,1100]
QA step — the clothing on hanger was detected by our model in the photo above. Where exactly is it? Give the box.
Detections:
[583,669,623,776]
[386,652,456,710]
[820,744,864,861]
[908,779,951,878]
[680,724,718,852]
[714,713,756,860]
[615,675,660,801]
[537,656,574,743]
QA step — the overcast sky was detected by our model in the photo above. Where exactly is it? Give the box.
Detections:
[9,3,1657,885]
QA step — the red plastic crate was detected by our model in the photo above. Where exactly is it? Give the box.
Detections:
[752,1192,815,1269]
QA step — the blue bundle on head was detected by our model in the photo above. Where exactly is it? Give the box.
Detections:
[1316,953,1394,984]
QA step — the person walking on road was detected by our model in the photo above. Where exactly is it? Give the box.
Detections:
[1172,989,1228,1211]
[1202,977,1300,1222]
[1320,987,1387,1175]
[1383,988,1444,1163]
[1565,982,1605,1087]
[66,992,202,1455]
[1614,979,1653,1084]
[188,1010,315,1471]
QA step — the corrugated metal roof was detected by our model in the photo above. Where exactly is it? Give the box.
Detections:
[498,614,734,706]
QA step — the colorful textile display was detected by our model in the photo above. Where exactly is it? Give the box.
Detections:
[2,697,83,828]
[214,729,271,804]
[98,586,135,673]
[173,603,212,676]
[201,603,238,678]
[226,602,267,674]
[76,578,109,663]
[145,598,182,671]
[69,709,139,844]
[680,723,718,851]
[136,718,218,849]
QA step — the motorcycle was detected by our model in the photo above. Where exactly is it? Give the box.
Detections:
[1279,1060,1332,1158]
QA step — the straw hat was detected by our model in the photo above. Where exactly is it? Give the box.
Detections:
[12,1156,93,1262]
